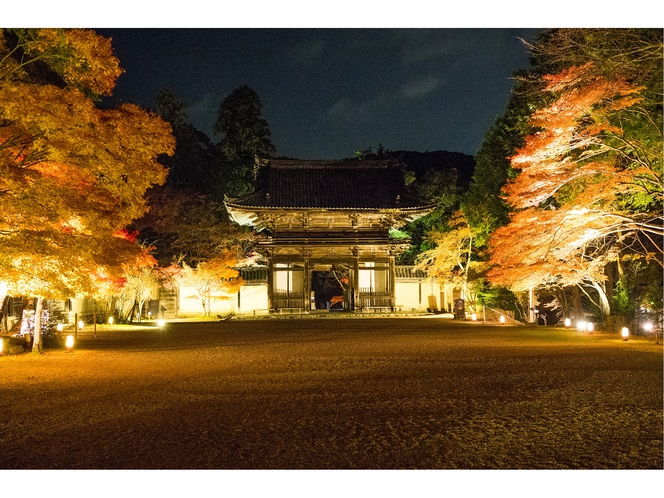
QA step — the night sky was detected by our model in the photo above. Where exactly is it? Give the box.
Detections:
[96,28,542,160]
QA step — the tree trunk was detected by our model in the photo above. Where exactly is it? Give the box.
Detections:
[1,296,9,334]
[128,301,137,323]
[558,288,571,320]
[571,285,584,321]
[32,297,43,354]
[592,281,611,319]
[604,262,616,305]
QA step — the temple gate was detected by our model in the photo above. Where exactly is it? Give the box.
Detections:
[225,158,434,313]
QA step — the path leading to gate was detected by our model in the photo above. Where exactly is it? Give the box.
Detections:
[1,318,661,469]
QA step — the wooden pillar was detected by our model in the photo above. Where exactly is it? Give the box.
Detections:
[267,257,274,312]
[303,257,310,312]
[389,255,396,310]
[353,252,360,312]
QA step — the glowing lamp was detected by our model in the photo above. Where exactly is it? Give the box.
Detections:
[564,318,571,327]
[65,335,74,352]
[471,313,477,321]
[499,315,505,324]
[77,320,84,330]
[577,321,587,332]
[0,337,4,356]
[57,323,64,332]
[586,322,594,332]
[108,317,114,325]
[643,322,653,332]
[157,319,166,327]
[621,327,629,341]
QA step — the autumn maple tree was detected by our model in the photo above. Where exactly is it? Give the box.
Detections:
[175,250,244,317]
[486,29,663,321]
[415,211,483,311]
[110,242,166,323]
[0,28,174,351]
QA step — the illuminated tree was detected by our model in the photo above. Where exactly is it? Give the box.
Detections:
[176,250,244,316]
[0,29,174,351]
[415,212,483,311]
[487,30,663,320]
[113,243,163,322]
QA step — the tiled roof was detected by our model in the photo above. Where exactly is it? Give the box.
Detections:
[395,266,427,279]
[238,267,268,282]
[226,159,431,210]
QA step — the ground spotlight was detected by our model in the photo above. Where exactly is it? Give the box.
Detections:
[621,327,629,341]
[65,335,74,352]
[577,320,587,332]
[108,316,114,325]
[643,322,653,333]
[157,319,166,327]
[77,320,84,330]
[564,318,571,327]
[586,322,594,332]
[57,323,64,332]
[499,315,505,324]
[471,313,477,321]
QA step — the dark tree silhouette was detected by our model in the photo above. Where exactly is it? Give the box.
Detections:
[213,85,276,197]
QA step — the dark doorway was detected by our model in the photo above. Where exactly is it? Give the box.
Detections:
[311,271,346,311]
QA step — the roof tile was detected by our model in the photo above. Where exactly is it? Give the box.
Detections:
[228,159,430,210]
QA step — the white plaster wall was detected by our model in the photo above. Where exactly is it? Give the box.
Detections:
[178,285,237,316]
[395,278,445,311]
[238,285,269,313]
[395,281,422,310]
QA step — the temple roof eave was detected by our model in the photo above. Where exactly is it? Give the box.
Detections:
[225,201,436,229]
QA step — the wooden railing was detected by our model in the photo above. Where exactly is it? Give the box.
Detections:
[358,289,392,309]
[273,292,305,310]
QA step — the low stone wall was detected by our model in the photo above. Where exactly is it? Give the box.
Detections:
[1,335,28,355]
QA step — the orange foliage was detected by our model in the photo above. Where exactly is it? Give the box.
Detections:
[487,61,661,292]
[506,63,645,210]
[0,29,174,300]
[487,207,617,291]
[177,250,244,313]
[7,28,123,96]
[330,296,344,306]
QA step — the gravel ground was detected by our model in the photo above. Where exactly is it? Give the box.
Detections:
[0,317,662,469]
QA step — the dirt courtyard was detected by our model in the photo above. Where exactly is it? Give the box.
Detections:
[1,317,662,470]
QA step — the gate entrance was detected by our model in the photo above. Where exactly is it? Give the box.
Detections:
[311,271,346,311]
